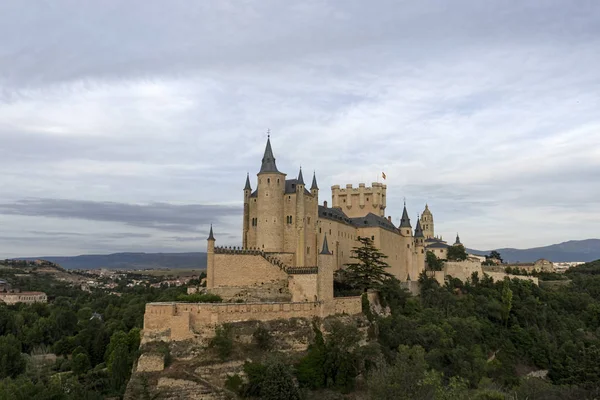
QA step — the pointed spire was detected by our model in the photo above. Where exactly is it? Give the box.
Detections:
[259,136,280,174]
[399,203,412,228]
[244,173,252,191]
[311,171,319,190]
[414,217,424,238]
[320,234,331,255]
[207,224,215,241]
[297,166,304,185]
[454,233,462,245]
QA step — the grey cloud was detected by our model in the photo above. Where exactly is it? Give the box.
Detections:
[0,198,240,233]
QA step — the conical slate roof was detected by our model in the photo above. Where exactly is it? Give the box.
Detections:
[454,233,462,245]
[207,224,215,241]
[297,167,304,185]
[311,171,319,190]
[320,234,331,255]
[399,204,412,228]
[259,137,281,174]
[244,173,252,190]
[414,217,424,238]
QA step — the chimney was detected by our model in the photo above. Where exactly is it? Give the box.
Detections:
[323,200,328,208]
[387,216,392,222]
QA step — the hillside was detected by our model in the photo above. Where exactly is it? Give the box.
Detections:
[17,252,207,270]
[468,238,600,263]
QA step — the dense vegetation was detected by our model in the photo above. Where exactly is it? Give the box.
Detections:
[0,264,196,399]
[226,252,600,399]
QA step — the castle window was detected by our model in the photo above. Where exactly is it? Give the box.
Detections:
[329,229,331,235]
[319,228,321,233]
[307,247,310,254]
[366,197,369,201]
[267,178,271,184]
[371,235,374,240]
[307,217,311,225]
[277,179,280,184]
[407,244,410,249]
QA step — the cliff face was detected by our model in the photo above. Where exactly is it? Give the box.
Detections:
[126,316,368,400]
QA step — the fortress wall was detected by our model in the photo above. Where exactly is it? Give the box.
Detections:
[288,273,318,302]
[486,272,539,285]
[444,260,483,282]
[333,296,363,315]
[269,252,295,267]
[209,281,291,302]
[144,297,365,341]
[144,301,323,340]
[319,218,357,270]
[213,253,288,287]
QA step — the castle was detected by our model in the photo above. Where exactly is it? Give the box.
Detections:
[206,137,456,302]
[143,137,537,341]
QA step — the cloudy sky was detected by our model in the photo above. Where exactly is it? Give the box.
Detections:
[0,1,599,257]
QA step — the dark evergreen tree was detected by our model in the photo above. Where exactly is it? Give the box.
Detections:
[339,236,393,291]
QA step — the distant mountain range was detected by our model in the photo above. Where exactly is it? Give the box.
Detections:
[467,239,600,263]
[15,239,599,269]
[17,252,207,270]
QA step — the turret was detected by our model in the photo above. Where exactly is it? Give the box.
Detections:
[399,202,414,281]
[206,225,215,289]
[317,235,334,305]
[420,204,434,239]
[310,171,319,197]
[256,136,286,252]
[399,202,412,237]
[454,233,462,246]
[414,216,426,276]
[243,173,252,248]
[296,167,306,266]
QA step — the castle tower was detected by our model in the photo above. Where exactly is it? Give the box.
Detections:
[206,225,215,289]
[453,233,462,246]
[310,171,319,198]
[399,202,414,281]
[242,173,252,249]
[420,204,434,239]
[414,216,426,276]
[296,167,306,267]
[317,234,334,303]
[256,136,286,252]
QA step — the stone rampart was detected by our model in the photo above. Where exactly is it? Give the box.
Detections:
[288,273,318,302]
[444,260,482,282]
[486,272,539,285]
[144,296,364,341]
[212,253,288,288]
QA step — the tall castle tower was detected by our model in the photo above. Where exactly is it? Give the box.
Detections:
[398,203,414,281]
[242,173,252,248]
[295,167,306,266]
[255,137,286,252]
[420,204,434,239]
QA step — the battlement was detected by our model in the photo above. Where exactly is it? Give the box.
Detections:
[331,182,387,218]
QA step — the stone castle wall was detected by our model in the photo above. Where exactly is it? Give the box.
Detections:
[288,273,318,302]
[144,297,363,341]
[212,253,288,288]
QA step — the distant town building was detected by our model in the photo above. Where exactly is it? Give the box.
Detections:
[0,291,47,305]
[504,259,555,273]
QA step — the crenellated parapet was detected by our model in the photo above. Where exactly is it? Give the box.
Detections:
[286,266,319,275]
[331,182,387,218]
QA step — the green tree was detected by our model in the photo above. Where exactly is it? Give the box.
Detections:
[501,279,513,327]
[426,251,444,271]
[0,335,26,379]
[447,245,468,262]
[367,345,434,400]
[261,361,301,400]
[338,236,393,291]
[72,352,91,375]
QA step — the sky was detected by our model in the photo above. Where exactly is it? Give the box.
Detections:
[0,1,599,257]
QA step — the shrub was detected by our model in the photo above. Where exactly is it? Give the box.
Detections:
[253,324,274,351]
[209,324,233,360]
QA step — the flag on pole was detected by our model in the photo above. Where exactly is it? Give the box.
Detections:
[382,172,386,180]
